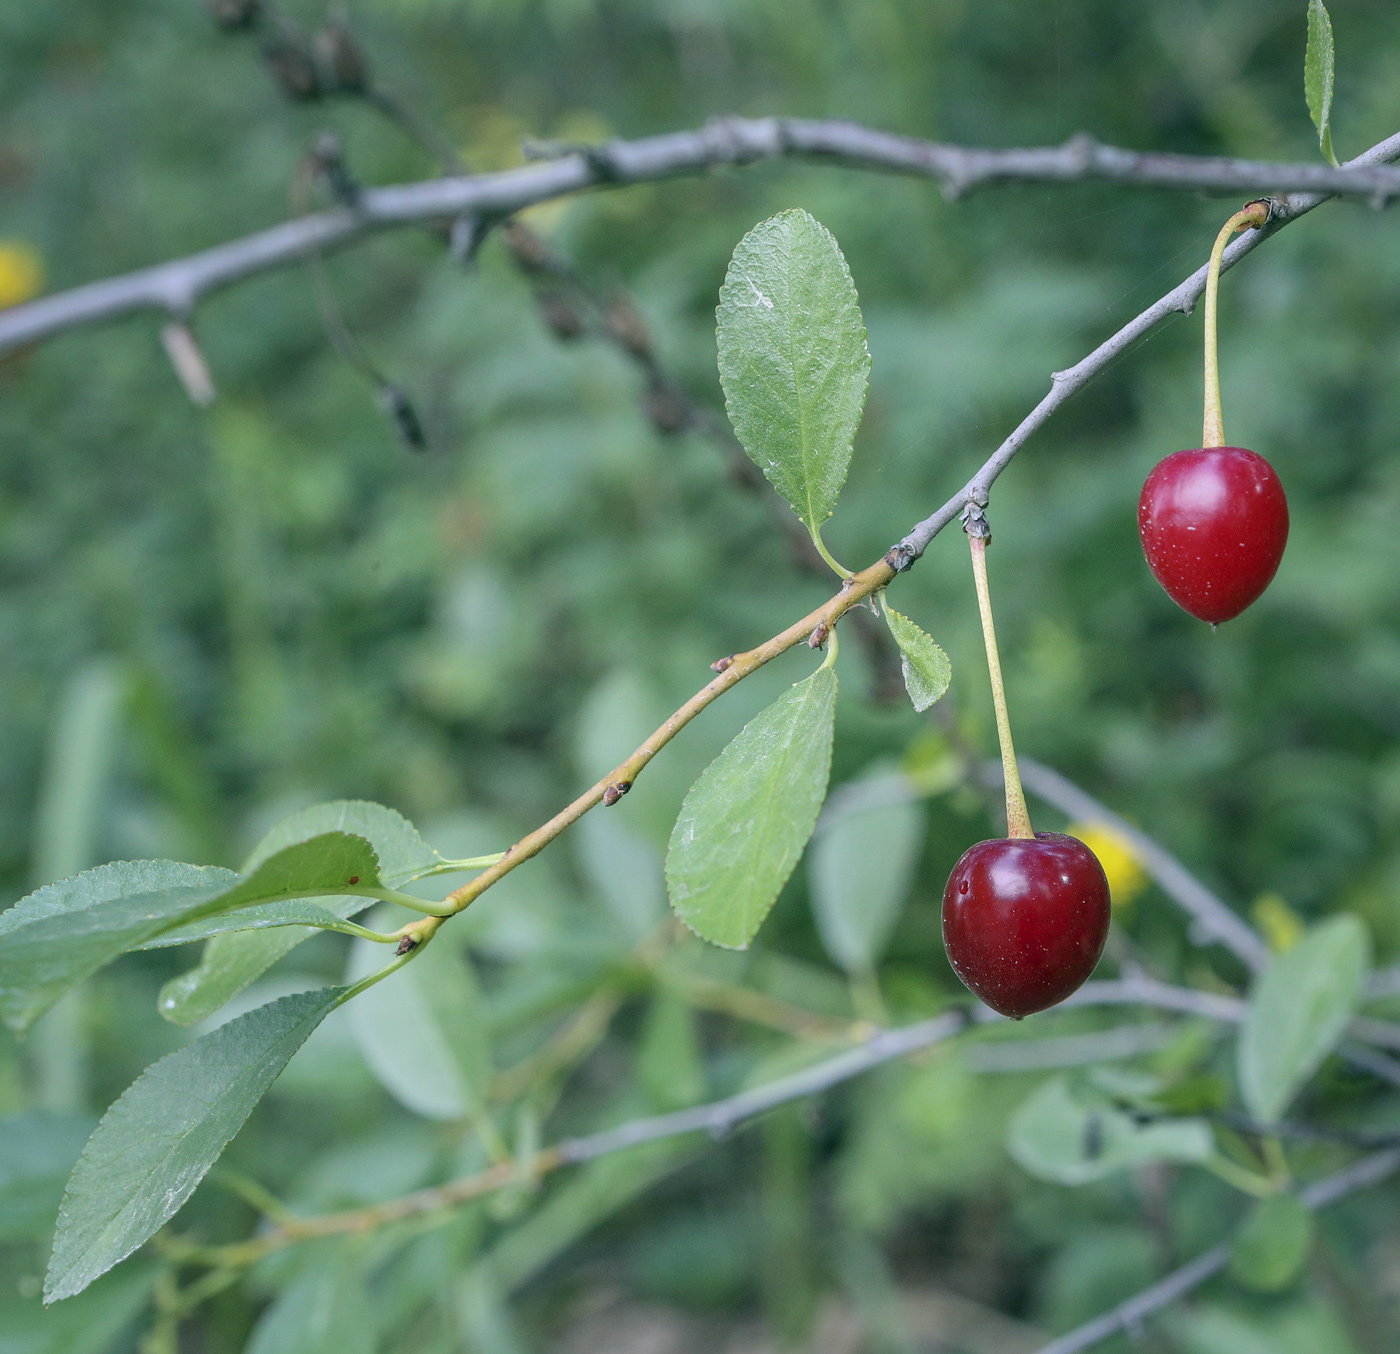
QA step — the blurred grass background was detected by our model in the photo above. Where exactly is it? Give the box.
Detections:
[3,1,1400,1351]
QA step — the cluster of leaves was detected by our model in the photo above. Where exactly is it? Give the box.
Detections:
[4,1,1400,1353]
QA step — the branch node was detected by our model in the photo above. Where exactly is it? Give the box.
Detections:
[583,143,622,183]
[311,131,362,207]
[449,212,494,266]
[644,380,693,435]
[376,383,428,451]
[961,501,991,541]
[395,935,420,956]
[884,542,917,574]
[1061,130,1100,172]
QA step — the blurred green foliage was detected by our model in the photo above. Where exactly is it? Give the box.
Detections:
[3,0,1400,1350]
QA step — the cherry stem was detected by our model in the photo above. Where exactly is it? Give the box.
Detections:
[1202,201,1269,449]
[969,531,1033,840]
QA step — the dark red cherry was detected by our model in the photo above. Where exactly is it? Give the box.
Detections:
[1138,447,1288,625]
[942,832,1110,1018]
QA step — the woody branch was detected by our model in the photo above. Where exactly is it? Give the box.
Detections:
[6,118,1400,355]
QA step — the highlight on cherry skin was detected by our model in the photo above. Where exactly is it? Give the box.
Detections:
[941,832,1112,1019]
[1138,445,1289,625]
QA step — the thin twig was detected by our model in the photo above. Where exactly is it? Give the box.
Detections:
[657,965,857,1040]
[887,128,1400,569]
[963,1021,1184,1072]
[174,972,1400,1275]
[1031,1149,1400,1354]
[318,106,1400,964]
[7,118,1400,355]
[435,557,897,917]
[1010,761,1400,1060]
[557,1008,971,1164]
[488,990,625,1104]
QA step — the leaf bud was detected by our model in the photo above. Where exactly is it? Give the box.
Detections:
[502,221,557,275]
[378,383,428,451]
[260,26,322,102]
[314,12,370,96]
[603,295,651,359]
[643,381,691,435]
[536,292,585,341]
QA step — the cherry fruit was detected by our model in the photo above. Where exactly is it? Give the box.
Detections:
[942,832,1110,1018]
[1138,447,1288,624]
[1139,202,1287,624]
[939,518,1110,1018]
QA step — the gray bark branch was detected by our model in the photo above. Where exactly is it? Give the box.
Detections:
[1033,1148,1400,1354]
[888,127,1400,567]
[5,117,1400,356]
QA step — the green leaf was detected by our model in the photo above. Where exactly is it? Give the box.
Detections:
[808,770,925,973]
[637,988,707,1111]
[1305,0,1339,167]
[1229,1194,1313,1292]
[155,801,485,1025]
[575,811,666,941]
[1237,915,1370,1122]
[881,602,951,712]
[717,209,870,538]
[145,897,380,949]
[1007,1077,1214,1186]
[0,861,235,937]
[46,987,346,1301]
[158,928,326,1027]
[483,1141,695,1294]
[344,909,492,1120]
[0,834,380,1033]
[0,1112,94,1241]
[242,800,445,888]
[666,666,837,949]
[245,1243,374,1354]
[1169,1296,1358,1354]
[1,1263,154,1354]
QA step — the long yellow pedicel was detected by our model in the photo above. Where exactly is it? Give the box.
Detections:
[1202,202,1270,449]
[969,530,1032,840]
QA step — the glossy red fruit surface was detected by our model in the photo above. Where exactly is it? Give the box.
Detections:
[942,832,1110,1018]
[1138,447,1288,625]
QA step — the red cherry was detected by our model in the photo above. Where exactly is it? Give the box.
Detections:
[1138,447,1288,625]
[942,832,1110,1018]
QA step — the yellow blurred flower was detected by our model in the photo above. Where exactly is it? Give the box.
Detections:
[0,241,43,309]
[1251,891,1305,953]
[1067,820,1148,907]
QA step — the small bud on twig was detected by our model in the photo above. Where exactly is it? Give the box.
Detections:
[502,221,556,275]
[160,320,217,407]
[311,131,361,206]
[314,11,370,96]
[808,621,829,649]
[261,25,322,102]
[395,935,420,956]
[603,295,652,360]
[377,382,427,451]
[711,655,734,673]
[643,380,691,435]
[536,291,585,341]
[961,501,991,542]
[602,781,632,806]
